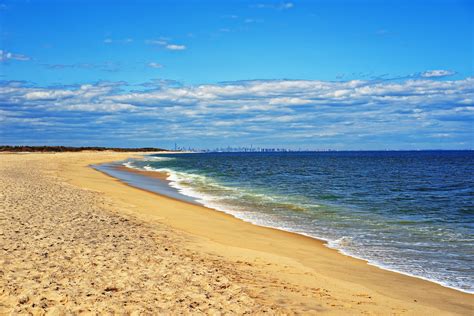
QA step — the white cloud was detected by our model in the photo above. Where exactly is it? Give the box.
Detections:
[25,90,76,100]
[43,62,120,72]
[280,2,294,9]
[145,39,168,45]
[252,2,294,10]
[61,102,136,112]
[99,77,474,112]
[145,39,186,50]
[165,44,186,50]
[221,14,238,19]
[6,77,473,112]
[421,70,456,78]
[0,50,30,62]
[268,97,312,105]
[147,62,163,69]
[244,18,264,24]
[103,38,133,44]
[1,76,472,147]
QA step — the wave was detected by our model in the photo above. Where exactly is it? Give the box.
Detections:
[123,161,141,170]
[143,156,176,162]
[120,159,474,294]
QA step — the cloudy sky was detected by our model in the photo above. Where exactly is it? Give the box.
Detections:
[1,0,472,149]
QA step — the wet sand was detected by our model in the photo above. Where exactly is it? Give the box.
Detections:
[0,152,472,315]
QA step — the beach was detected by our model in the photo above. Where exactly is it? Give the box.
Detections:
[0,152,472,315]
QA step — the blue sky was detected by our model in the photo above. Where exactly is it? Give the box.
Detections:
[0,0,473,149]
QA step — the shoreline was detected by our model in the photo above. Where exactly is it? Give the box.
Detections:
[104,159,473,295]
[82,155,474,314]
[2,152,472,314]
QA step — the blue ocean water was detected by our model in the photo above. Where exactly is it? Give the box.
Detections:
[122,151,474,293]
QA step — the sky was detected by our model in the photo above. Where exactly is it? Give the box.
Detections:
[0,0,473,150]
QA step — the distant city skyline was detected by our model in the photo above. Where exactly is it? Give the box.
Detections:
[173,145,474,153]
[1,0,473,149]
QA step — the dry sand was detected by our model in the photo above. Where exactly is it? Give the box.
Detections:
[0,152,472,315]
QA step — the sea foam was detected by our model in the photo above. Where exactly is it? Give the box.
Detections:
[119,152,474,294]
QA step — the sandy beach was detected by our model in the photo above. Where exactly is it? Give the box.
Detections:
[0,152,472,315]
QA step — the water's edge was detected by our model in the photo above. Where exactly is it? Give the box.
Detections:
[92,158,473,295]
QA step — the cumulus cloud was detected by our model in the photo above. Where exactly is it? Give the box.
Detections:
[421,70,456,78]
[0,50,30,62]
[0,76,472,148]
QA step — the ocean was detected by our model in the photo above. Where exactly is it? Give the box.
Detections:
[97,151,474,293]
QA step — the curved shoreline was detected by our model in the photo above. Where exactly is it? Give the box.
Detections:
[11,151,467,313]
[77,155,473,314]
[101,159,474,295]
